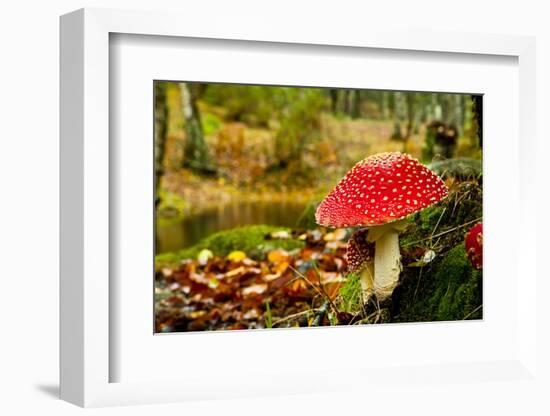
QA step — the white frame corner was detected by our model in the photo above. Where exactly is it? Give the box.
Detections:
[60,7,537,408]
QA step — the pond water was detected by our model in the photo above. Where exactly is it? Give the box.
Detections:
[156,200,308,254]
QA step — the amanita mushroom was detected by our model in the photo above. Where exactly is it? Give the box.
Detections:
[316,152,448,301]
[465,222,483,270]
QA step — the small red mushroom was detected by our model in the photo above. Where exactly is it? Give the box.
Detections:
[316,152,448,301]
[465,222,483,270]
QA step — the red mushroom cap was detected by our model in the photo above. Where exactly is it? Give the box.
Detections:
[346,229,375,273]
[465,222,483,270]
[315,152,448,228]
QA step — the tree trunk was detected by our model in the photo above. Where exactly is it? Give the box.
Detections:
[154,82,168,206]
[453,94,464,136]
[428,93,442,121]
[351,90,361,118]
[441,94,455,125]
[180,83,214,173]
[329,89,339,113]
[472,95,483,148]
[404,93,416,139]
[391,92,406,139]
[343,90,351,115]
[381,91,389,119]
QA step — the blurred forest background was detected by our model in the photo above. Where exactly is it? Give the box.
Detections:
[155,82,481,254]
[154,82,483,332]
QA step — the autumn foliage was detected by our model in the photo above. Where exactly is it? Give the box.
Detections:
[155,228,351,332]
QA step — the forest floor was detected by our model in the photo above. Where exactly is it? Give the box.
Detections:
[155,172,483,332]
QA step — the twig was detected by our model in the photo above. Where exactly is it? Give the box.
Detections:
[352,310,380,325]
[402,217,482,247]
[413,265,424,302]
[311,261,339,313]
[429,207,447,242]
[288,264,338,314]
[272,308,319,326]
[312,301,329,326]
[287,265,325,298]
[347,312,363,325]
[462,305,483,320]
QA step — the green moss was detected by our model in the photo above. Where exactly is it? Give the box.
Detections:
[435,245,470,285]
[431,245,469,319]
[399,228,420,248]
[418,206,446,232]
[155,251,183,270]
[455,199,482,225]
[338,272,362,313]
[155,225,305,267]
[395,244,482,322]
[428,158,482,180]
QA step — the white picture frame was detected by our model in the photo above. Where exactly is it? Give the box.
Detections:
[60,7,539,408]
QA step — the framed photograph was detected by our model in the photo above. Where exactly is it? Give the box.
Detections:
[60,8,538,408]
[153,80,483,334]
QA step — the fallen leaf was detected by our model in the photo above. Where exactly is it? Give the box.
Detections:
[242,283,268,296]
[270,230,291,239]
[323,232,336,241]
[227,250,247,262]
[189,272,210,285]
[188,310,207,319]
[323,282,343,300]
[320,272,343,284]
[227,323,247,330]
[197,249,214,265]
[408,250,437,267]
[333,228,348,240]
[325,241,347,250]
[242,258,257,266]
[267,249,290,263]
[299,248,321,261]
[243,308,260,320]
[422,249,436,263]
[272,261,290,274]
[225,266,245,278]
[263,272,282,282]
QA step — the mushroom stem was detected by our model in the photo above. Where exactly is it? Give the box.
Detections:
[367,220,406,301]
[372,229,402,301]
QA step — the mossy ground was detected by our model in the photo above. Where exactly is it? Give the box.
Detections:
[155,224,304,269]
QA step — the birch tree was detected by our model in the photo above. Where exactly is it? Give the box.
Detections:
[180,83,215,173]
[391,92,406,139]
[380,91,389,119]
[154,82,168,205]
